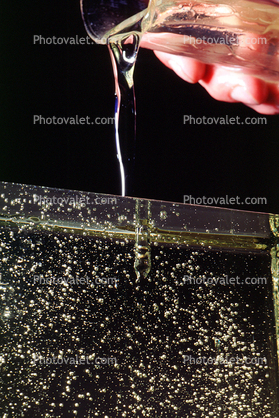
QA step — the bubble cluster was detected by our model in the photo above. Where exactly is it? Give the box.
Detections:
[0,221,278,417]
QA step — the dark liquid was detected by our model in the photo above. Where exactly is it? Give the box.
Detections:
[0,221,278,417]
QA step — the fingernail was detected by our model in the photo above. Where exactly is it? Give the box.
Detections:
[169,59,195,83]
[231,86,259,105]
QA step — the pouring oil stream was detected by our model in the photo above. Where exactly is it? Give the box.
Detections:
[108,33,141,197]
[108,32,152,279]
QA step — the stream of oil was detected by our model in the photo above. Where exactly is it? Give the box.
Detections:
[108,33,153,281]
[108,33,141,198]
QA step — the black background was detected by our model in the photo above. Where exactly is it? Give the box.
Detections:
[1,0,279,213]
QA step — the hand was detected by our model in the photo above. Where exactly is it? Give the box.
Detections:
[152,51,279,115]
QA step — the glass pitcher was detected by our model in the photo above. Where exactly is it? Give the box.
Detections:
[81,0,279,81]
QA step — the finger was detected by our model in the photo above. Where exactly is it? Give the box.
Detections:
[241,102,279,114]
[153,51,207,84]
[199,65,269,105]
[239,82,279,114]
